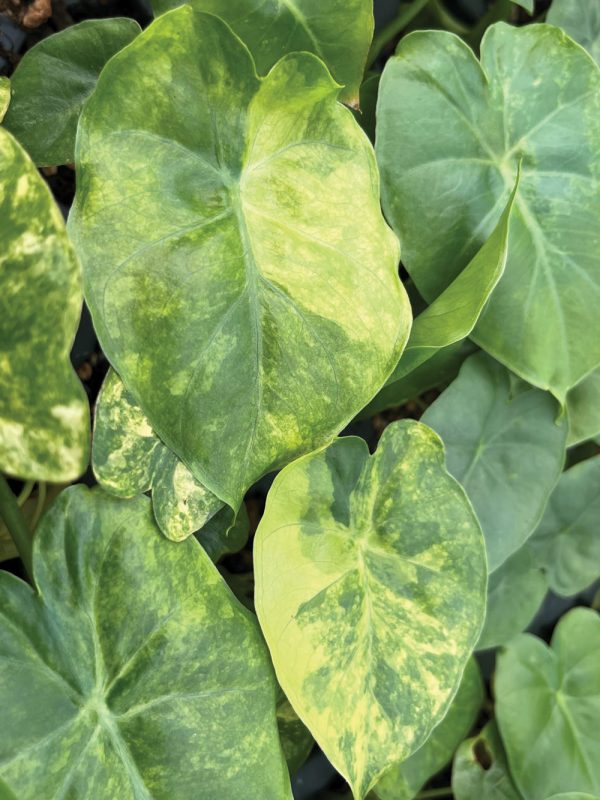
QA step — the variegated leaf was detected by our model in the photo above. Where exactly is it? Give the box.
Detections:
[0,77,9,122]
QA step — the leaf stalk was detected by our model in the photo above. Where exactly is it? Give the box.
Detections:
[0,474,34,582]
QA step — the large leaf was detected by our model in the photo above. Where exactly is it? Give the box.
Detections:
[496,608,600,800]
[452,721,521,800]
[566,365,600,445]
[149,0,372,106]
[0,128,89,481]
[69,7,410,510]
[0,77,9,122]
[547,0,600,64]
[3,19,140,166]
[93,368,224,542]
[0,486,292,798]
[376,22,600,400]
[529,456,600,596]
[422,352,567,571]
[254,419,487,798]
[374,659,483,800]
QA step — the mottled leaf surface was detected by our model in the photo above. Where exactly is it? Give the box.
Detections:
[0,78,9,122]
[0,128,89,481]
[547,0,600,63]
[377,23,600,399]
[93,368,224,542]
[496,608,600,800]
[0,486,291,799]
[529,456,600,596]
[567,365,600,445]
[255,420,487,798]
[374,659,483,800]
[452,721,521,800]
[149,0,372,106]
[423,352,567,570]
[3,19,140,166]
[70,7,410,509]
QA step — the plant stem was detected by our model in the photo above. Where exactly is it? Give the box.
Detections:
[0,474,34,582]
[367,0,431,68]
[16,479,34,506]
[30,481,47,531]
[417,788,453,800]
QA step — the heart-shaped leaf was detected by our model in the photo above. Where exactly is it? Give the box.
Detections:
[148,0,373,107]
[254,419,487,798]
[376,22,600,400]
[496,608,600,800]
[422,352,567,571]
[0,78,9,122]
[529,456,600,596]
[3,18,140,166]
[547,0,600,63]
[0,485,291,798]
[70,7,410,510]
[0,128,89,481]
[567,365,600,445]
[452,721,521,800]
[374,659,483,800]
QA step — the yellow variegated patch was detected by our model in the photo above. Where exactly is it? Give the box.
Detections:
[0,78,9,123]
[254,420,487,799]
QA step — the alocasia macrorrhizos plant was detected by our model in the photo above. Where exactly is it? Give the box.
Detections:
[1,0,599,798]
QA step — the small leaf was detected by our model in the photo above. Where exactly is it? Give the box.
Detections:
[510,0,534,12]
[529,456,600,596]
[452,721,521,800]
[3,18,140,166]
[149,0,373,106]
[93,368,224,542]
[422,352,567,571]
[374,659,484,800]
[277,695,314,775]
[0,128,89,481]
[547,0,600,64]
[0,77,9,122]
[0,486,292,798]
[254,419,487,798]
[496,607,600,800]
[566,365,600,445]
[70,7,410,509]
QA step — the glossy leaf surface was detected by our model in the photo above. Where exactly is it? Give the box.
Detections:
[452,721,521,800]
[496,608,600,800]
[547,0,600,63]
[93,368,224,542]
[0,128,89,481]
[70,7,410,509]
[422,352,567,571]
[567,365,600,445]
[0,486,291,799]
[377,23,600,400]
[255,420,487,798]
[3,19,140,166]
[529,456,600,596]
[374,659,483,800]
[149,0,372,106]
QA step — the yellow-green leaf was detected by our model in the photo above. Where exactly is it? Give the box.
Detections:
[0,78,9,122]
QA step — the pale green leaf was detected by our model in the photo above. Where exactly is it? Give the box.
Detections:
[70,7,410,510]
[0,485,292,798]
[0,77,9,123]
[3,19,140,166]
[546,795,600,800]
[496,608,600,800]
[377,23,600,400]
[422,352,567,571]
[476,543,547,650]
[277,695,314,775]
[0,128,89,481]
[452,721,521,800]
[529,456,600,596]
[510,0,534,12]
[254,419,487,799]
[547,0,600,64]
[566,365,600,445]
[93,368,224,542]
[374,659,483,800]
[149,0,373,106]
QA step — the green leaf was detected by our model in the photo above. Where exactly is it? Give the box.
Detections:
[0,485,292,798]
[546,795,600,800]
[277,695,314,774]
[0,128,89,482]
[3,19,140,166]
[496,607,600,800]
[547,0,600,64]
[149,0,373,106]
[0,77,9,123]
[376,23,600,401]
[70,7,410,510]
[510,0,534,12]
[422,352,567,571]
[476,543,547,650]
[452,721,521,800]
[567,365,600,445]
[93,368,224,542]
[529,456,600,596]
[254,419,487,798]
[353,73,380,142]
[199,503,250,563]
[374,659,484,800]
